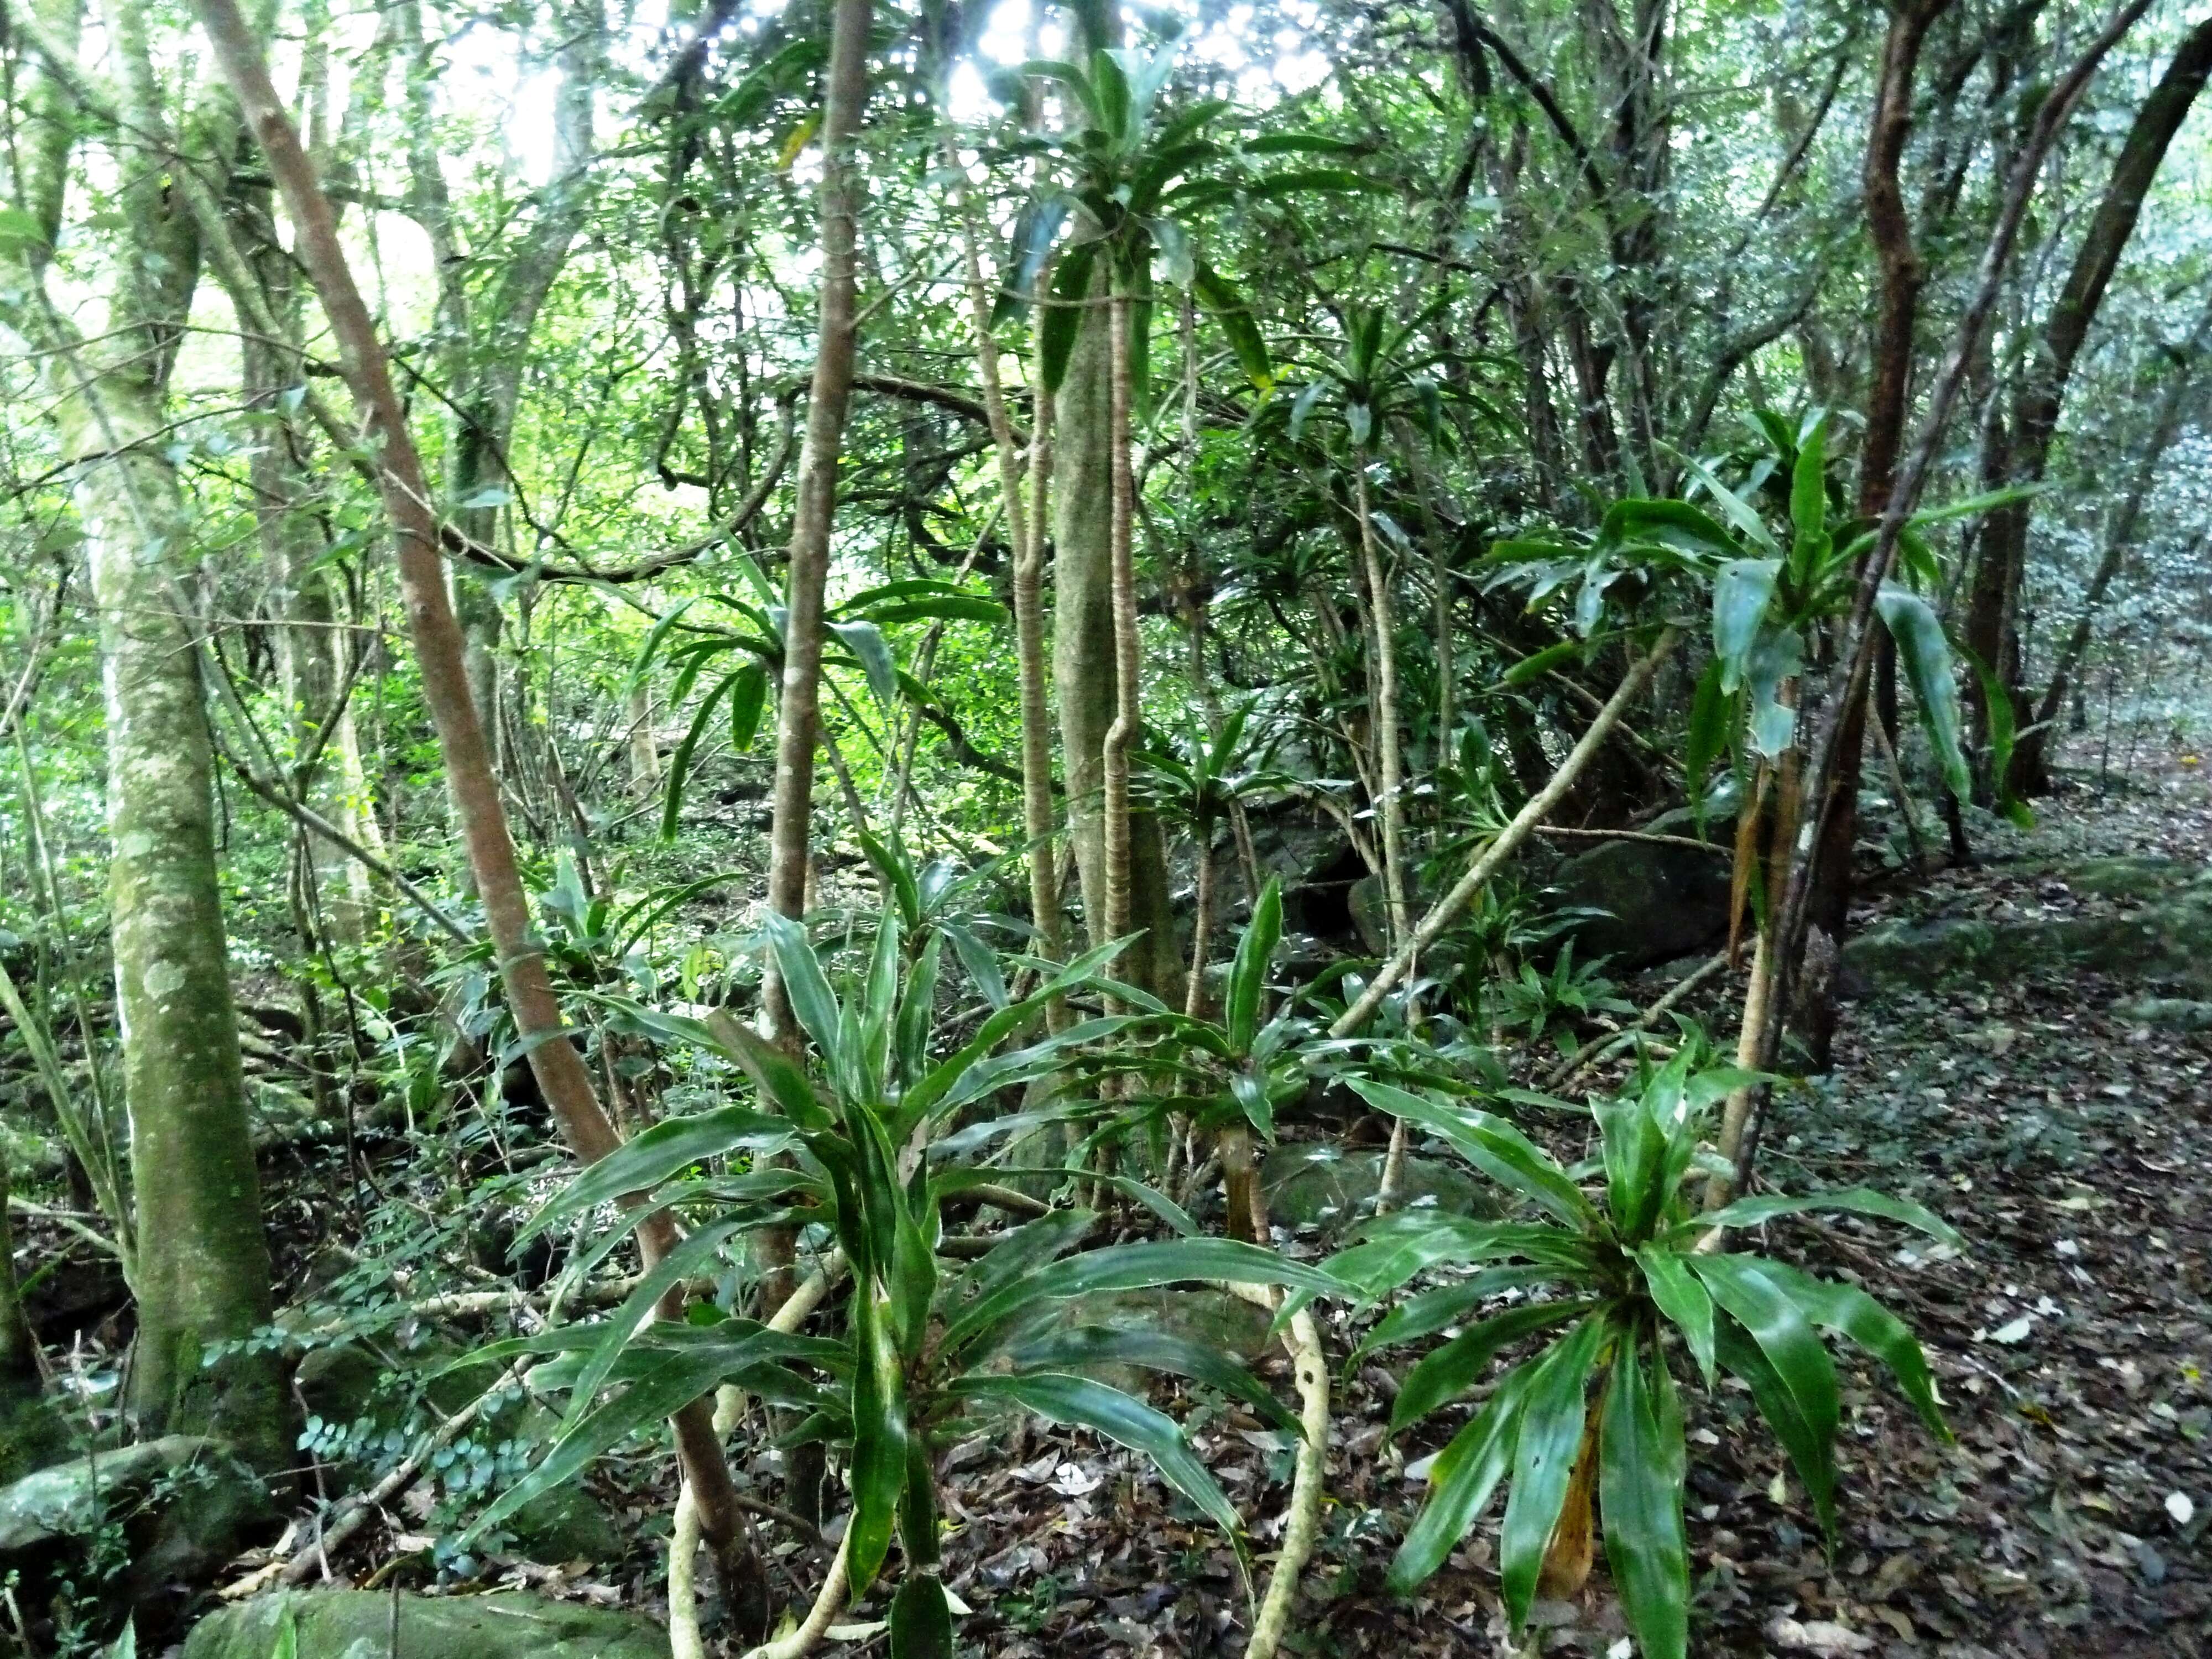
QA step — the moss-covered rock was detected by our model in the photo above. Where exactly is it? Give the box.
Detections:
[1260,1144,1495,1238]
[182,1590,670,1659]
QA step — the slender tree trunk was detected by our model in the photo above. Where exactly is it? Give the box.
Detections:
[760,0,873,1039]
[1797,0,1952,1070]
[194,4,771,1629]
[951,138,1066,1015]
[1,0,292,1470]
[1101,288,1142,957]
[1352,462,1409,947]
[242,253,379,943]
[1988,13,2212,790]
[2030,293,2212,772]
[71,399,290,1465]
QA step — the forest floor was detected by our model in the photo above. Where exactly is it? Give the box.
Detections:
[140,760,2212,1659]
[849,763,2212,1659]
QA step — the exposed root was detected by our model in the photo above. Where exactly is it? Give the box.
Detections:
[670,1262,839,1658]
[736,1535,851,1659]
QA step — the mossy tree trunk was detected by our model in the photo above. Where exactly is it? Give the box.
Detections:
[1052,243,1180,1001]
[1,0,289,1470]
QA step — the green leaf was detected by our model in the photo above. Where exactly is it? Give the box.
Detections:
[1684,657,1732,823]
[890,1575,954,1659]
[1041,241,1098,395]
[661,667,741,840]
[1712,560,1781,690]
[1693,1256,1839,1536]
[1756,1260,1950,1440]
[1005,1323,1298,1431]
[466,1327,803,1544]
[1876,587,1970,804]
[1501,638,1583,688]
[1788,415,1827,564]
[942,1237,1344,1359]
[828,618,898,707]
[1599,1341,1690,1659]
[759,912,844,1066]
[847,1281,911,1592]
[556,1219,743,1436]
[1689,1186,1964,1252]
[1354,1265,1566,1360]
[1322,1214,1590,1302]
[1192,259,1271,388]
[1392,1301,1597,1433]
[1225,879,1282,1053]
[1345,1079,1595,1229]
[1682,456,1782,557]
[1963,642,2035,828]
[953,1371,1239,1537]
[702,1009,836,1133]
[1710,1312,1835,1537]
[1636,1246,1716,1387]
[1498,1311,1609,1628]
[1600,498,1741,561]
[1387,1352,1542,1592]
[728,660,769,750]
[528,1108,793,1237]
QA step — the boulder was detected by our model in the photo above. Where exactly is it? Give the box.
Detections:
[0,1436,268,1559]
[182,1590,670,1659]
[1260,1144,1495,1238]
[1846,890,2212,995]
[2114,997,2212,1032]
[0,1434,275,1624]
[1549,806,1734,969]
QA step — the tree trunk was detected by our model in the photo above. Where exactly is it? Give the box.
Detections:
[760,0,872,1039]
[1053,253,1178,998]
[1351,463,1409,946]
[2027,290,2212,780]
[72,405,290,1466]
[1971,12,2212,792]
[195,3,770,1629]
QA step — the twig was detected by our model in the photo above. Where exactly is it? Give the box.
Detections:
[1542,950,1730,1092]
[672,1260,842,1659]
[1530,826,1729,854]
[1331,628,1682,1037]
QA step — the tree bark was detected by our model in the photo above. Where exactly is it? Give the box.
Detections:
[2027,291,2212,768]
[0,0,292,1470]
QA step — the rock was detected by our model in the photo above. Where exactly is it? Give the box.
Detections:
[182,1590,670,1659]
[0,1387,70,1488]
[1261,1144,1495,1238]
[0,1436,264,1556]
[1846,891,2212,996]
[0,1434,276,1623]
[1550,806,1734,969]
[992,1285,1277,1392]
[2114,997,2212,1031]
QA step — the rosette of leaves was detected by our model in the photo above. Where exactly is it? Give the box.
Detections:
[1318,1056,1960,1659]
[463,915,1342,1657]
[994,41,1379,400]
